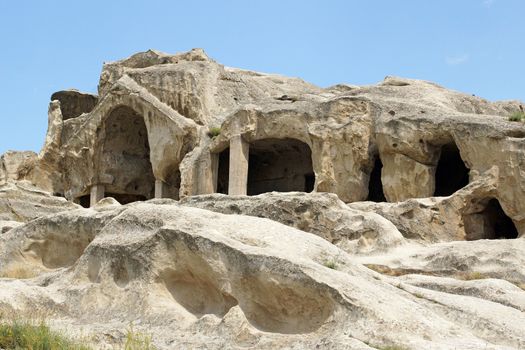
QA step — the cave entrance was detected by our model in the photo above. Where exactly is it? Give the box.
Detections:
[164,169,181,200]
[367,156,386,202]
[77,194,90,208]
[247,138,314,195]
[463,198,519,240]
[216,148,230,194]
[434,143,469,196]
[99,106,155,203]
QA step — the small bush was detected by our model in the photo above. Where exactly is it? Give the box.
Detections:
[323,260,337,270]
[509,111,525,122]
[0,319,91,350]
[207,127,221,138]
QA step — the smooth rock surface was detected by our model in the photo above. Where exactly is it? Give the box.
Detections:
[0,201,522,349]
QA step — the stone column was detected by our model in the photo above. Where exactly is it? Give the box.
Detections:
[155,180,167,199]
[228,135,249,195]
[211,153,219,193]
[90,184,105,207]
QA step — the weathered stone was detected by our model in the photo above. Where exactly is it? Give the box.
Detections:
[5,50,523,240]
[0,181,79,222]
[181,192,405,254]
[50,89,98,120]
[1,49,524,349]
[0,201,522,349]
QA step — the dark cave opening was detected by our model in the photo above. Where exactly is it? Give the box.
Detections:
[247,138,314,196]
[367,156,386,202]
[464,198,519,240]
[78,195,90,208]
[434,143,469,196]
[216,148,230,194]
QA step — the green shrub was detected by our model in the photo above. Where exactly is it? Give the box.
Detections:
[0,319,91,350]
[509,111,525,122]
[323,260,337,270]
[207,127,221,138]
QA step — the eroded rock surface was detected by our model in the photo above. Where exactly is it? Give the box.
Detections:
[0,181,79,222]
[181,192,405,254]
[4,49,523,238]
[0,201,523,349]
[0,49,524,349]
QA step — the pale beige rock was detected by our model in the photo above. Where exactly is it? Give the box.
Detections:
[4,50,524,239]
[0,181,79,222]
[1,49,525,349]
[356,238,525,285]
[350,168,523,242]
[398,274,525,312]
[181,192,405,254]
[0,201,522,349]
[0,151,37,182]
[0,220,23,234]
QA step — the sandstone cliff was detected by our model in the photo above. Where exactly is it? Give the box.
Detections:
[0,49,524,349]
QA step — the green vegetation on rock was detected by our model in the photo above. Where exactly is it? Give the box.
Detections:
[0,319,91,350]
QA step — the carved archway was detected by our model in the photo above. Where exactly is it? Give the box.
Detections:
[98,105,155,203]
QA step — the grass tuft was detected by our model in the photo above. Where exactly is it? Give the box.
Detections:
[460,271,489,281]
[0,319,91,350]
[207,127,221,138]
[509,111,525,122]
[124,324,156,350]
[323,260,337,270]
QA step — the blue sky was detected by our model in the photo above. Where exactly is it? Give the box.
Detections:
[0,0,523,154]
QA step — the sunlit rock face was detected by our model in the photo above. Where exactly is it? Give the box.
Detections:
[0,49,524,349]
[13,48,522,238]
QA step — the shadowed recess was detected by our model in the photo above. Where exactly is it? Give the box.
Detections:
[99,106,155,203]
[367,155,386,202]
[463,198,519,240]
[216,148,230,195]
[434,143,469,196]
[247,138,314,195]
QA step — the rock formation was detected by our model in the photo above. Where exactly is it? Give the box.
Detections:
[0,48,524,349]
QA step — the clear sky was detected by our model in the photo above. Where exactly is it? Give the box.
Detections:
[0,0,523,154]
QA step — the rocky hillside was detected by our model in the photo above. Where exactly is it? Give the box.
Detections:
[0,49,524,349]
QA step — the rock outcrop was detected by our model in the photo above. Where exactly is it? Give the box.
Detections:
[0,181,79,223]
[0,200,523,349]
[181,192,405,254]
[0,49,524,349]
[3,48,523,239]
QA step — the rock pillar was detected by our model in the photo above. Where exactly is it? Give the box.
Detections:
[90,184,105,207]
[228,135,249,195]
[211,153,219,193]
[155,180,167,199]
